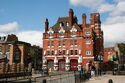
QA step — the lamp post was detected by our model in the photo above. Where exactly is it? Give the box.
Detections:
[97,54,103,76]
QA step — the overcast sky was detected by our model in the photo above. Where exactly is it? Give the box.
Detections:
[0,0,125,47]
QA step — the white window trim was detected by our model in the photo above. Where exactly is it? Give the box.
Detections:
[48,46,50,48]
[79,50,81,54]
[44,51,46,55]
[51,46,54,48]
[66,22,69,26]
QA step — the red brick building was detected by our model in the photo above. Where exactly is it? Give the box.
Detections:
[104,47,117,62]
[42,9,104,71]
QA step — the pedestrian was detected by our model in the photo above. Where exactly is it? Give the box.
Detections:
[91,69,95,77]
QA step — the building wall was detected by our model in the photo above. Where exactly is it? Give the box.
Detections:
[104,47,117,62]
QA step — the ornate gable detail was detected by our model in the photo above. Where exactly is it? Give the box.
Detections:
[70,25,77,32]
[59,27,65,38]
[47,28,54,38]
[70,26,77,37]
[59,27,65,33]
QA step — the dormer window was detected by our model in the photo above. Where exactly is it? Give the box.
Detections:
[60,31,64,37]
[59,22,64,27]
[47,28,54,38]
[59,27,65,38]
[49,32,53,38]
[0,37,5,41]
[70,26,77,37]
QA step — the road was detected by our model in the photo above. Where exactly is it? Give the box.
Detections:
[84,75,125,83]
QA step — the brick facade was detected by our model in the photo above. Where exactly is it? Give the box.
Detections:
[42,9,104,71]
[104,47,117,62]
[0,34,31,65]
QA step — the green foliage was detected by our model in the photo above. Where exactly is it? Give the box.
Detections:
[118,43,125,55]
[29,48,36,58]
[109,53,117,61]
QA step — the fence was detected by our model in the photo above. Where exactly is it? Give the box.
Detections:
[0,70,91,83]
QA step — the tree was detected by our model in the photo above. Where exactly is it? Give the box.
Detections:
[29,48,36,68]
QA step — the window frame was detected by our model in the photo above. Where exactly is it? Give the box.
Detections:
[86,32,91,35]
[86,40,91,44]
[86,51,91,55]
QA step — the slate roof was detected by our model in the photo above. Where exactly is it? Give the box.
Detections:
[51,16,82,33]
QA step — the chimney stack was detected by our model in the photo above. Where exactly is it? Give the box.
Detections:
[90,13,101,25]
[90,14,95,25]
[45,18,49,32]
[82,14,86,28]
[69,8,74,27]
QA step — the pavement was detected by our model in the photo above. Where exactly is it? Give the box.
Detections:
[84,75,125,83]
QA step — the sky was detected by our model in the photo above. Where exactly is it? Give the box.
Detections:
[0,0,125,47]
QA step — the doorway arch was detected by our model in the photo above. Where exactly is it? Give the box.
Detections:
[58,59,65,71]
[47,60,54,70]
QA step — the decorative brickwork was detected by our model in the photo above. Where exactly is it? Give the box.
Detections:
[42,9,104,71]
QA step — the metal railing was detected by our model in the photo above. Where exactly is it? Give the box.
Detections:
[0,72,32,82]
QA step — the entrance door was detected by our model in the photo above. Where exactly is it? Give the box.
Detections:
[47,60,54,70]
[70,59,78,71]
[58,60,65,71]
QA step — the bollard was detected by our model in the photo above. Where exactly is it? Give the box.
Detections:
[43,79,46,83]
[108,79,113,83]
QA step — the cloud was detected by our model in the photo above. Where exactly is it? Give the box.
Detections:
[0,22,43,47]
[97,3,115,13]
[102,23,125,47]
[0,22,19,33]
[69,0,104,9]
[105,16,125,24]
[17,31,43,47]
[113,0,125,2]
[110,1,125,16]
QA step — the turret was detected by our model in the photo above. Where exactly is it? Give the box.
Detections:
[45,18,49,32]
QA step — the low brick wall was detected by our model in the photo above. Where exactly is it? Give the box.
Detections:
[33,72,75,83]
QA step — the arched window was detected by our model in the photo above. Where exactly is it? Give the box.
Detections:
[52,50,54,55]
[74,40,77,45]
[14,48,21,63]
